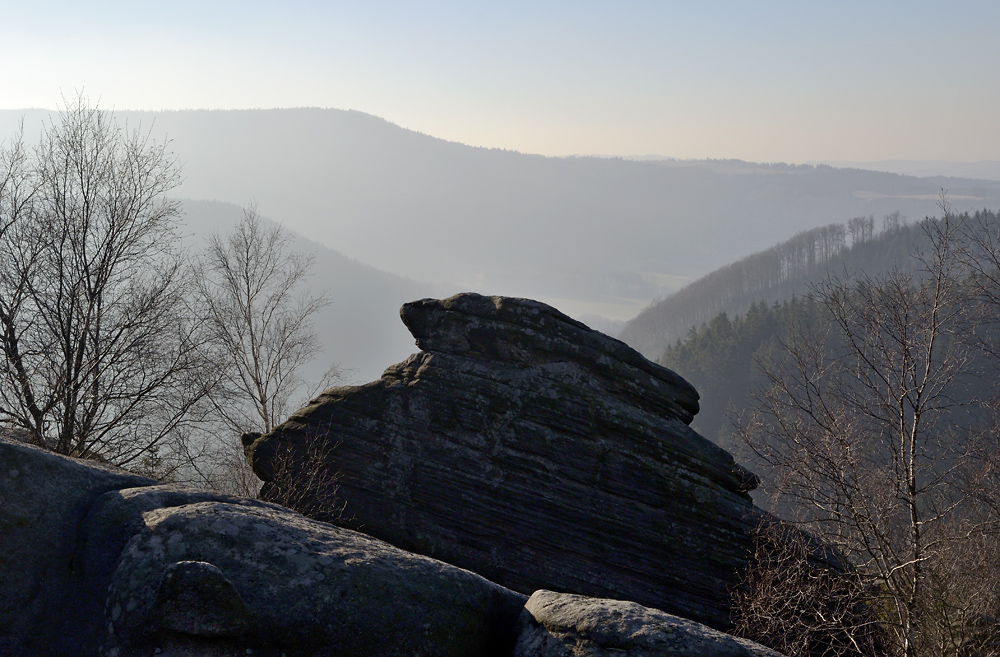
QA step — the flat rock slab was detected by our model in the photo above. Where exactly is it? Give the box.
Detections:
[248,293,762,629]
[514,590,786,657]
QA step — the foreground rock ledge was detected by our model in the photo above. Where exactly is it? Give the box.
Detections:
[515,590,784,657]
[1,435,786,656]
[0,436,525,657]
[248,293,763,629]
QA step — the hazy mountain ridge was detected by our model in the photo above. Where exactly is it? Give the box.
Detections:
[3,107,999,326]
[814,160,1000,181]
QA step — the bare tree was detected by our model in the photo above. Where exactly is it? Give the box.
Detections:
[883,211,904,235]
[0,96,212,471]
[735,212,1000,656]
[848,215,875,246]
[192,204,340,495]
[258,431,345,523]
[196,203,338,435]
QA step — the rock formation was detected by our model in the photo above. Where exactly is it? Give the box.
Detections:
[0,433,155,656]
[99,489,525,657]
[247,293,764,630]
[0,435,785,656]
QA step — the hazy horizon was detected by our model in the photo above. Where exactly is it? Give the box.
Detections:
[2,3,998,164]
[3,101,999,179]
[3,3,999,380]
[3,103,997,184]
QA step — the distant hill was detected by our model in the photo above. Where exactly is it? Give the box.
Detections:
[620,212,940,360]
[3,107,1000,325]
[178,200,433,385]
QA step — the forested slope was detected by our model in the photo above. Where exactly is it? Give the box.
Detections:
[620,211,931,359]
[655,209,1000,454]
[660,297,823,454]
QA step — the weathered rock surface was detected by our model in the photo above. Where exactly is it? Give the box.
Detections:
[99,492,527,657]
[248,293,763,629]
[0,436,527,657]
[1,401,786,657]
[514,590,785,657]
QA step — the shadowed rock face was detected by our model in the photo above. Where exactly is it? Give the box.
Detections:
[0,436,526,657]
[0,436,155,656]
[248,293,763,630]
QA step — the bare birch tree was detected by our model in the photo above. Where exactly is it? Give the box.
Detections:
[194,204,339,495]
[196,204,338,435]
[735,212,1000,656]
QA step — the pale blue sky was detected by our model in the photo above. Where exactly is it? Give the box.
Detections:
[1,1,997,162]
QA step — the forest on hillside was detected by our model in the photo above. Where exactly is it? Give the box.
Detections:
[673,207,1000,656]
[659,208,999,453]
[622,210,934,359]
[661,296,820,455]
[657,210,1000,448]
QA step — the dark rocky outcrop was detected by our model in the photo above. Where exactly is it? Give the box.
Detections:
[0,436,526,657]
[1,430,787,657]
[247,293,764,630]
[514,590,784,657]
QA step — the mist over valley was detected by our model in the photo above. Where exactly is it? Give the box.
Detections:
[3,107,997,353]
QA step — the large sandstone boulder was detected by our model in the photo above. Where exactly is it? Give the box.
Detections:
[0,436,527,657]
[514,590,785,657]
[247,293,763,630]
